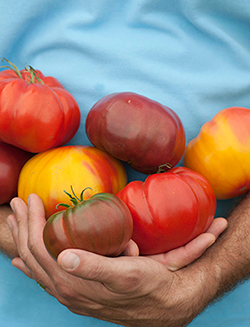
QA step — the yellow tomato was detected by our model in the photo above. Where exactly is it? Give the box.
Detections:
[18,145,127,218]
[183,107,250,199]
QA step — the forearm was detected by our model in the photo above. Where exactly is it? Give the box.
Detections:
[188,192,250,309]
[165,192,250,327]
[0,204,18,258]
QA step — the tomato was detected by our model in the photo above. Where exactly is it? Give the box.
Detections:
[43,192,133,259]
[0,142,32,204]
[117,167,216,255]
[18,145,127,218]
[183,107,250,199]
[86,92,186,174]
[0,59,80,153]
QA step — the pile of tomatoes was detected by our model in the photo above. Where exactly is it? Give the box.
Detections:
[1,60,249,258]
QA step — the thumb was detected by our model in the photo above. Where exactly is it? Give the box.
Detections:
[57,249,144,293]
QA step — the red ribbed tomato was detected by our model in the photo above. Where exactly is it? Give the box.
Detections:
[0,59,80,152]
[43,192,133,259]
[86,92,185,174]
[117,167,216,255]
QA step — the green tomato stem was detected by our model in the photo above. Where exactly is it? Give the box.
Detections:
[1,58,23,78]
[25,65,44,84]
[56,186,93,210]
[0,58,44,84]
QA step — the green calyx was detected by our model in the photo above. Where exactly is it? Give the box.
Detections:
[0,58,44,84]
[157,163,173,173]
[56,186,93,209]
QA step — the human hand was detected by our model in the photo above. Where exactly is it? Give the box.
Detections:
[7,194,227,327]
[8,193,227,271]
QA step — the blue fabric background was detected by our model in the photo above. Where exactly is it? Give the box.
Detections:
[1,0,250,326]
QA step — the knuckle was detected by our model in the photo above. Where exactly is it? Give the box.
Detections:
[124,270,142,289]
[54,281,76,300]
[27,240,37,256]
[68,304,103,318]
[18,246,29,262]
[117,261,143,292]
[81,257,107,281]
[56,294,72,307]
[87,260,105,280]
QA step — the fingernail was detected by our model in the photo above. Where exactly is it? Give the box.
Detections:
[61,252,80,270]
[166,265,179,272]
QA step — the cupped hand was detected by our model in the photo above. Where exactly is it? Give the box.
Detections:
[6,194,227,327]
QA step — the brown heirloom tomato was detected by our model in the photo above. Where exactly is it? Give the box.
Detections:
[43,192,133,259]
[117,167,216,255]
[86,92,186,174]
[0,142,31,204]
[18,145,127,218]
[184,107,250,199]
[0,59,80,153]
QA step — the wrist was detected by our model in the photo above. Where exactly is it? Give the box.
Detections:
[171,262,221,323]
[157,263,220,327]
[179,192,250,310]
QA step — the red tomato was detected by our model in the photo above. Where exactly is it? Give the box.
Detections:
[43,192,133,259]
[0,59,81,153]
[117,167,216,255]
[0,142,32,204]
[184,107,250,199]
[86,92,186,174]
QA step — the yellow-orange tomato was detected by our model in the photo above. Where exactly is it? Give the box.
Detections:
[18,145,127,218]
[183,107,250,199]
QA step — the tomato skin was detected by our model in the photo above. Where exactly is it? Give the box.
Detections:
[117,167,216,255]
[43,193,133,259]
[0,67,81,152]
[86,92,186,174]
[183,107,250,199]
[18,145,127,218]
[0,142,32,204]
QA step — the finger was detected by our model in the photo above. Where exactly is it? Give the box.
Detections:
[149,233,216,271]
[121,239,139,256]
[12,257,33,279]
[7,214,19,249]
[206,217,228,237]
[9,198,29,259]
[26,194,58,271]
[10,196,58,293]
[12,255,52,290]
[8,211,45,281]
[148,217,228,271]
[12,257,57,297]
[8,199,34,276]
[27,193,47,250]
[26,194,72,292]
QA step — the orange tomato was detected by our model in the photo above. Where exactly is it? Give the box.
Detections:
[18,145,127,218]
[183,107,250,199]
